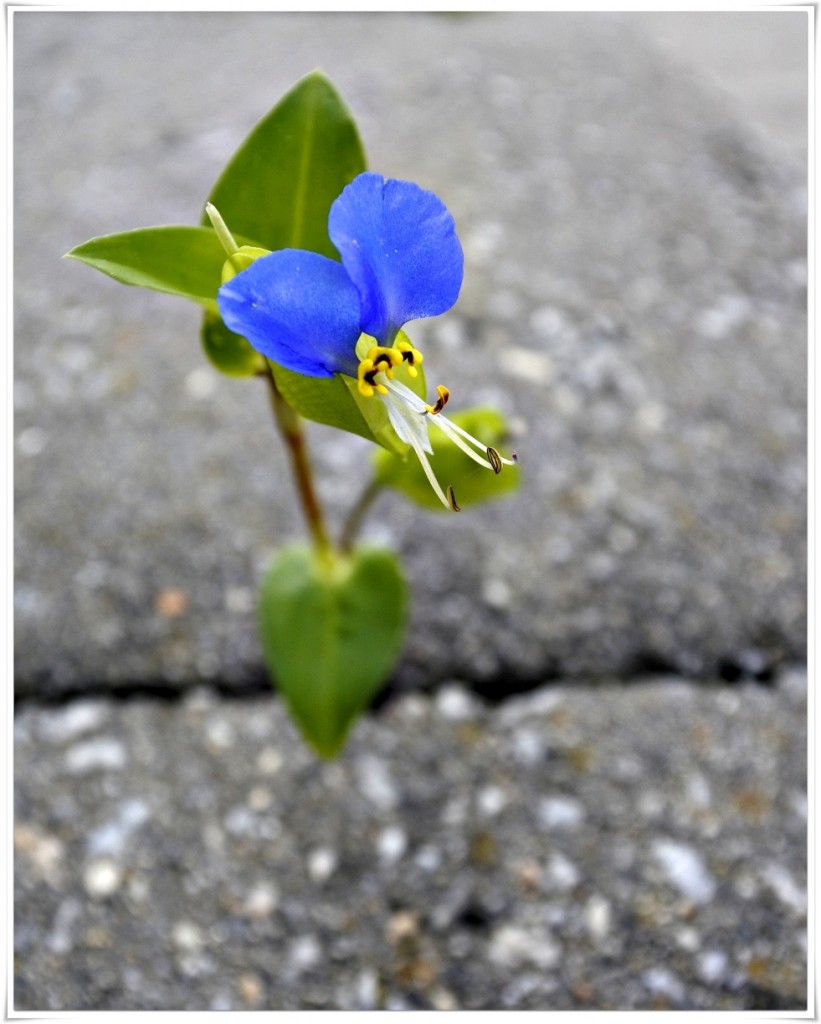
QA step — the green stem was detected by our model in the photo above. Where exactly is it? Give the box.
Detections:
[265,364,332,558]
[339,477,383,553]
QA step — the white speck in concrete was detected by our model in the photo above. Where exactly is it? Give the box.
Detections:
[65,737,126,774]
[83,858,123,898]
[172,920,204,953]
[434,317,466,350]
[544,852,581,892]
[696,293,751,340]
[40,700,108,743]
[247,785,271,812]
[789,791,808,821]
[414,845,442,872]
[634,401,668,433]
[205,718,234,751]
[685,773,712,809]
[356,755,400,811]
[288,935,321,972]
[17,427,48,456]
[498,688,563,725]
[435,684,481,721]
[46,897,82,954]
[376,826,408,865]
[585,894,612,943]
[241,883,279,920]
[488,925,560,970]
[184,366,218,400]
[760,862,806,914]
[307,846,338,883]
[538,795,585,829]
[502,347,555,384]
[86,798,150,856]
[779,666,807,700]
[696,948,728,984]
[676,926,700,952]
[464,220,504,264]
[441,796,468,827]
[510,727,547,766]
[256,746,283,775]
[355,968,379,1010]
[642,966,685,1002]
[482,578,513,609]
[529,305,569,341]
[223,805,256,837]
[717,691,741,715]
[224,586,254,614]
[477,785,507,817]
[638,790,666,819]
[652,839,717,905]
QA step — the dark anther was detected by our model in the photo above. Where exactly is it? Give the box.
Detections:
[487,447,503,474]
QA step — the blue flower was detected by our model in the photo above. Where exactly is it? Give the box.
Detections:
[217,172,514,509]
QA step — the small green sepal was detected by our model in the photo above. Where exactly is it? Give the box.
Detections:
[201,310,266,377]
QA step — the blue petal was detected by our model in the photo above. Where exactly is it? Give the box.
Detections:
[328,173,464,344]
[217,249,362,378]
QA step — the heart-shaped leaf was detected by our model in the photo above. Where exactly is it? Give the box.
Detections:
[258,544,407,758]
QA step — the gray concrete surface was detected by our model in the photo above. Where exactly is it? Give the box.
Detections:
[14,11,807,697]
[634,11,808,167]
[14,670,808,1011]
[14,11,809,1013]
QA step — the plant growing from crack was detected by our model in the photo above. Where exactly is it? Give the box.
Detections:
[67,71,519,757]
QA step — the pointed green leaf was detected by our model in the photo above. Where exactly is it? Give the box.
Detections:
[374,407,521,511]
[202,70,366,256]
[64,226,251,306]
[258,544,407,758]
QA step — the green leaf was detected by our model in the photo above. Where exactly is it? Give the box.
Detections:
[64,226,246,306]
[271,366,376,445]
[374,406,521,511]
[200,71,367,384]
[258,544,407,758]
[202,310,266,377]
[202,70,366,256]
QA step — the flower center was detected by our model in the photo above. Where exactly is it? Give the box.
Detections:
[356,341,424,397]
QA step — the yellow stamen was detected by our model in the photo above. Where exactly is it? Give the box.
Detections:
[395,339,424,379]
[425,385,450,415]
[367,346,402,377]
[357,358,389,397]
[357,343,418,398]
